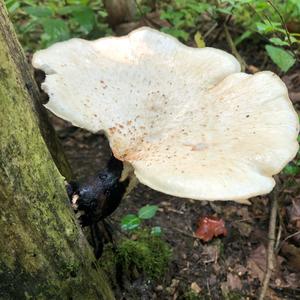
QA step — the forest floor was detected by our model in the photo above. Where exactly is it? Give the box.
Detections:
[47,24,300,300]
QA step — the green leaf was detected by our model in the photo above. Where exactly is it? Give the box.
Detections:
[186,3,212,13]
[151,226,162,236]
[72,6,95,34]
[40,19,70,46]
[160,27,189,41]
[216,7,233,15]
[138,205,158,220]
[269,37,289,46]
[234,30,252,46]
[256,21,281,34]
[283,164,300,176]
[265,45,296,72]
[57,5,95,34]
[24,6,53,18]
[194,31,205,48]
[290,35,299,44]
[6,1,20,14]
[121,214,140,230]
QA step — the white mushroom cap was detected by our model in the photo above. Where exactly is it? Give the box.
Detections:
[32,27,299,204]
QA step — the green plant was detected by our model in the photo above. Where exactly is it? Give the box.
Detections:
[213,0,299,72]
[158,0,299,72]
[159,0,214,41]
[5,0,111,51]
[284,135,300,176]
[228,0,299,71]
[121,204,161,235]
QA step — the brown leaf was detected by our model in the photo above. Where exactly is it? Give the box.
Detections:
[234,221,253,237]
[194,216,227,242]
[201,244,220,264]
[247,245,284,283]
[226,273,242,291]
[190,282,202,294]
[289,92,300,103]
[288,198,300,229]
[247,65,260,74]
[281,243,300,272]
[235,264,248,276]
[282,272,300,289]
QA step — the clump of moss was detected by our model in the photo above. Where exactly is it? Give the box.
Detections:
[98,243,117,277]
[99,229,171,282]
[117,229,172,280]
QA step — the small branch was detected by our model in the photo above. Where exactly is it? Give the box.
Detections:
[274,222,282,251]
[267,0,299,62]
[258,189,278,300]
[276,230,300,252]
[224,25,247,71]
[203,22,218,39]
[173,227,195,238]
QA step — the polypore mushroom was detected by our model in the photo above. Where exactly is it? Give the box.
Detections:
[32,27,299,205]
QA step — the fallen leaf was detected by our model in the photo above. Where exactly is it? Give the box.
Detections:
[227,273,243,291]
[288,198,300,229]
[247,245,267,282]
[235,264,248,276]
[190,282,202,294]
[155,285,163,291]
[194,31,206,48]
[281,243,300,272]
[201,244,220,263]
[289,91,300,103]
[282,272,300,289]
[247,65,260,73]
[247,245,284,283]
[236,206,251,219]
[234,221,253,237]
[194,216,227,242]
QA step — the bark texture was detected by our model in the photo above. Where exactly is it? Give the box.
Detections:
[0,2,114,299]
[103,0,137,27]
[0,3,72,180]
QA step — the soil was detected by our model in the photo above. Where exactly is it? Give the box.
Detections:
[47,24,300,300]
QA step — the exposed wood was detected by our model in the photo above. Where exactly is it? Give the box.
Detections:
[0,2,114,299]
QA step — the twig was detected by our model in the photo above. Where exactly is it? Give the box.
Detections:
[276,230,300,252]
[267,0,299,61]
[205,264,212,300]
[173,226,195,238]
[224,25,247,71]
[133,0,159,28]
[165,207,185,215]
[211,14,232,45]
[258,189,278,300]
[274,223,282,251]
[203,22,218,39]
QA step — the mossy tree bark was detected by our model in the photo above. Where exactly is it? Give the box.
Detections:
[0,2,114,299]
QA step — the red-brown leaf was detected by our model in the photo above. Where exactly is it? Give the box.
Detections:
[194,216,227,242]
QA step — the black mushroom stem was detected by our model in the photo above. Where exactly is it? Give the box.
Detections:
[66,155,131,258]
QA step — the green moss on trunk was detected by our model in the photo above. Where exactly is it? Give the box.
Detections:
[0,1,114,299]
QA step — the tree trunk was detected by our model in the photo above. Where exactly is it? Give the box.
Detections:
[103,0,137,27]
[0,2,114,299]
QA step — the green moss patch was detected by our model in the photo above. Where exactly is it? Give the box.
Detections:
[100,229,171,282]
